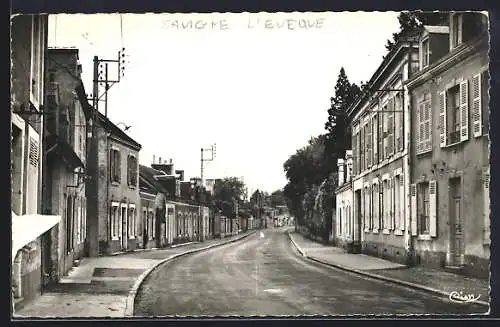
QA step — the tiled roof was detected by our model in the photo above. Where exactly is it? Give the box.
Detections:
[139,165,168,194]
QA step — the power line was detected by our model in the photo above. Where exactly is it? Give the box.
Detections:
[120,14,124,48]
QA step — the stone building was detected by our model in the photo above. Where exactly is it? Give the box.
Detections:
[406,12,489,278]
[43,48,90,278]
[86,108,142,256]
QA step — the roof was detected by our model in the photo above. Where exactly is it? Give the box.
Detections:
[424,25,449,34]
[347,27,423,119]
[139,165,168,194]
[74,81,141,150]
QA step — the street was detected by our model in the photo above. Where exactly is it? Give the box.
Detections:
[134,228,486,316]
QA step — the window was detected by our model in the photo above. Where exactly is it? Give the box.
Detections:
[418,182,430,234]
[441,80,469,147]
[365,187,370,232]
[417,93,432,154]
[128,205,136,238]
[371,184,377,230]
[360,127,365,172]
[378,107,384,161]
[338,208,342,235]
[148,210,155,240]
[451,13,463,49]
[110,148,121,183]
[395,92,404,152]
[394,175,401,231]
[372,114,378,163]
[386,98,395,157]
[472,71,485,137]
[30,15,43,106]
[142,208,147,237]
[110,203,119,240]
[127,155,138,187]
[367,121,372,168]
[421,38,430,68]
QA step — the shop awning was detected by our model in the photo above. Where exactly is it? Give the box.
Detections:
[12,212,61,263]
[46,135,85,169]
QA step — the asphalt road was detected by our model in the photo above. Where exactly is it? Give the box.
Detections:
[134,228,487,316]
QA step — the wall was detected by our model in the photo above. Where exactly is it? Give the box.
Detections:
[141,193,156,249]
[335,184,353,250]
[410,46,489,278]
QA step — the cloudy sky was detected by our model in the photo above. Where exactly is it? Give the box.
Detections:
[48,12,400,195]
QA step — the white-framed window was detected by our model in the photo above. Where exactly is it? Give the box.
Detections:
[439,79,469,147]
[110,202,120,240]
[127,154,138,187]
[109,148,121,183]
[371,183,378,231]
[421,37,430,69]
[382,179,389,231]
[416,93,432,154]
[128,204,136,239]
[411,181,437,237]
[148,209,155,240]
[142,207,148,238]
[394,175,402,231]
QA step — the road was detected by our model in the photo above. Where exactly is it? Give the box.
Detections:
[134,228,486,316]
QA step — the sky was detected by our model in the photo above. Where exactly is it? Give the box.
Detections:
[48,12,400,195]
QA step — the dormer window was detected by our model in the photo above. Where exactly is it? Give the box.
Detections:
[421,38,430,68]
[451,13,463,49]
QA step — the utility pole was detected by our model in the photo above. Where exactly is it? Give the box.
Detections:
[86,50,127,257]
[199,143,216,240]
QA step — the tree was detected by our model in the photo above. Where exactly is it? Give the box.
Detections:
[213,177,246,217]
[270,189,286,207]
[385,11,449,51]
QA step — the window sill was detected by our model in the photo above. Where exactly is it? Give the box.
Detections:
[394,229,404,236]
[382,229,390,235]
[372,229,379,234]
[417,234,432,241]
[416,149,432,157]
[443,139,466,148]
[111,181,120,186]
[111,236,119,241]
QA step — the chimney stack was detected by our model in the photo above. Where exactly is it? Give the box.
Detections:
[153,155,156,165]
[159,156,162,164]
[345,150,353,182]
[337,159,345,187]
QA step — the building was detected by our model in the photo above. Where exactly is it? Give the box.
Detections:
[86,107,142,256]
[139,164,169,249]
[335,151,356,251]
[347,34,420,265]
[406,12,489,278]
[43,48,90,278]
[11,14,61,310]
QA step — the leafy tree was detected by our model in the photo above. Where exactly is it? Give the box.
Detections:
[213,177,246,217]
[270,189,286,207]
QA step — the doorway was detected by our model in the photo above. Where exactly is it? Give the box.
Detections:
[121,206,127,251]
[354,190,362,253]
[449,177,464,266]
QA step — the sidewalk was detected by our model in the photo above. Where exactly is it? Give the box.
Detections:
[287,230,489,307]
[13,230,256,318]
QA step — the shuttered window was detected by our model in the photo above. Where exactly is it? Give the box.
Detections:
[373,114,378,164]
[367,121,372,168]
[29,137,39,167]
[439,91,447,147]
[110,149,121,183]
[398,175,405,231]
[352,132,357,175]
[410,184,418,236]
[471,73,482,137]
[459,80,469,141]
[416,94,432,154]
[387,98,395,156]
[127,155,138,187]
[378,110,384,162]
[371,184,377,230]
[429,180,437,237]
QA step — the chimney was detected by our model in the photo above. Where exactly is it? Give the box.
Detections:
[170,158,172,164]
[345,150,353,182]
[337,158,345,188]
[153,155,156,165]
[159,156,162,164]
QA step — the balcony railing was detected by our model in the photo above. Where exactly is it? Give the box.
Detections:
[449,131,461,144]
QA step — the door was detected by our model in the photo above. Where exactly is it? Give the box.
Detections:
[41,230,52,288]
[355,190,362,242]
[121,206,127,250]
[450,178,463,266]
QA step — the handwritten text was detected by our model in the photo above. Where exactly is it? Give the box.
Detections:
[449,291,481,304]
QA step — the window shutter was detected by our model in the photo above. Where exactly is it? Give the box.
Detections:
[410,184,417,236]
[374,184,379,230]
[127,156,130,185]
[399,175,405,231]
[483,167,490,244]
[378,114,383,161]
[472,73,482,137]
[439,91,447,147]
[383,105,388,159]
[459,80,469,141]
[109,150,114,182]
[389,178,394,230]
[398,94,404,151]
[363,189,369,231]
[367,121,372,167]
[429,180,437,237]
[373,115,378,164]
[390,98,396,155]
[117,151,121,182]
[416,103,423,153]
[352,133,357,175]
[424,101,431,151]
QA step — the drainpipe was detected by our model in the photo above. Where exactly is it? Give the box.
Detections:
[406,40,415,267]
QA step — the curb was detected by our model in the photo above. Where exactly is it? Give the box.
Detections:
[286,231,489,308]
[124,230,257,317]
